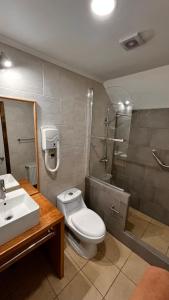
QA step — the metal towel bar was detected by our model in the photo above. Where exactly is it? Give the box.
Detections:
[0,230,55,272]
[152,149,169,169]
[17,137,35,143]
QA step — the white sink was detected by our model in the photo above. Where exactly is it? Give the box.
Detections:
[0,188,40,245]
[0,174,19,191]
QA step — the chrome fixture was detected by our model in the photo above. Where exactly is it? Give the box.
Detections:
[92,136,124,143]
[0,51,12,68]
[87,88,94,99]
[0,179,6,200]
[100,157,109,163]
[152,149,169,170]
[110,205,120,215]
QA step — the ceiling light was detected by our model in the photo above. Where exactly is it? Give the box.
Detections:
[91,0,116,17]
[125,100,130,105]
[0,51,12,68]
[118,101,123,105]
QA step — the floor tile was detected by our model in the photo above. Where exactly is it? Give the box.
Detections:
[150,218,167,228]
[146,223,169,243]
[105,272,135,300]
[98,234,131,269]
[0,249,49,298]
[47,252,80,295]
[126,215,149,238]
[58,271,103,300]
[11,276,56,300]
[122,253,149,284]
[65,242,88,269]
[82,256,119,296]
[141,224,169,254]
[129,207,152,222]
[166,248,169,257]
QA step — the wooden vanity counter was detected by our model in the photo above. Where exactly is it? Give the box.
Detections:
[0,180,64,278]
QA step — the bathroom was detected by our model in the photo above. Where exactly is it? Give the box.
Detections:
[1,0,169,299]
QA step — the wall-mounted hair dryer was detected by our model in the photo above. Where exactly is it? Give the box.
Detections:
[41,126,60,173]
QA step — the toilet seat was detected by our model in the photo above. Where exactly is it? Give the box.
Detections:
[71,208,105,238]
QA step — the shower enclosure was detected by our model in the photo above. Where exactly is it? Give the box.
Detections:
[89,99,132,188]
[88,86,169,258]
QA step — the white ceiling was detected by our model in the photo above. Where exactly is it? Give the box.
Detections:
[0,0,169,81]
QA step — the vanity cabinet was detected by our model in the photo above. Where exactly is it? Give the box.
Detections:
[0,180,64,278]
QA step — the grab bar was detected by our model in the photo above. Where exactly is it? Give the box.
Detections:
[0,230,55,272]
[152,149,169,169]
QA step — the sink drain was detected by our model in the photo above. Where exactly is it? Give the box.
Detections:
[5,215,13,221]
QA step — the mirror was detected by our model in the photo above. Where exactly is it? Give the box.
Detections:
[90,66,169,257]
[0,98,39,188]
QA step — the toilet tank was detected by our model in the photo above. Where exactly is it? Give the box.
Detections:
[57,188,86,221]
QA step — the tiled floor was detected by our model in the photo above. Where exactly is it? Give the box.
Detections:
[0,232,150,300]
[126,207,169,256]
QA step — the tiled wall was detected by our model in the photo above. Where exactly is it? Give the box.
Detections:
[0,42,108,203]
[113,108,169,225]
[85,176,130,231]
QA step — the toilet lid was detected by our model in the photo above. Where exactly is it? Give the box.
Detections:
[71,208,105,237]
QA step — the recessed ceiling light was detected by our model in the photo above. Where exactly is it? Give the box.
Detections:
[125,100,130,105]
[0,52,12,68]
[91,0,116,17]
[3,59,12,68]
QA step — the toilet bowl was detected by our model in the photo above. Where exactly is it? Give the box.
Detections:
[57,188,106,259]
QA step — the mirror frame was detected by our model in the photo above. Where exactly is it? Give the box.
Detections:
[0,96,40,190]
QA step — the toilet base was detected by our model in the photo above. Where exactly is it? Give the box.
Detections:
[66,230,97,259]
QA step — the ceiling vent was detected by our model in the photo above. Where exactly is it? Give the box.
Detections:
[119,32,145,51]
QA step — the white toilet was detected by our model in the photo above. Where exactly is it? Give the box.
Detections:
[57,188,106,259]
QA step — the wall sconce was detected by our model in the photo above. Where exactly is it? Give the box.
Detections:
[0,51,12,68]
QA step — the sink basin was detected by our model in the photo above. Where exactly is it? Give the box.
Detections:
[0,188,40,246]
[0,174,19,191]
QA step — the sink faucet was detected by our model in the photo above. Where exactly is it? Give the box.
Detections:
[0,179,6,200]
